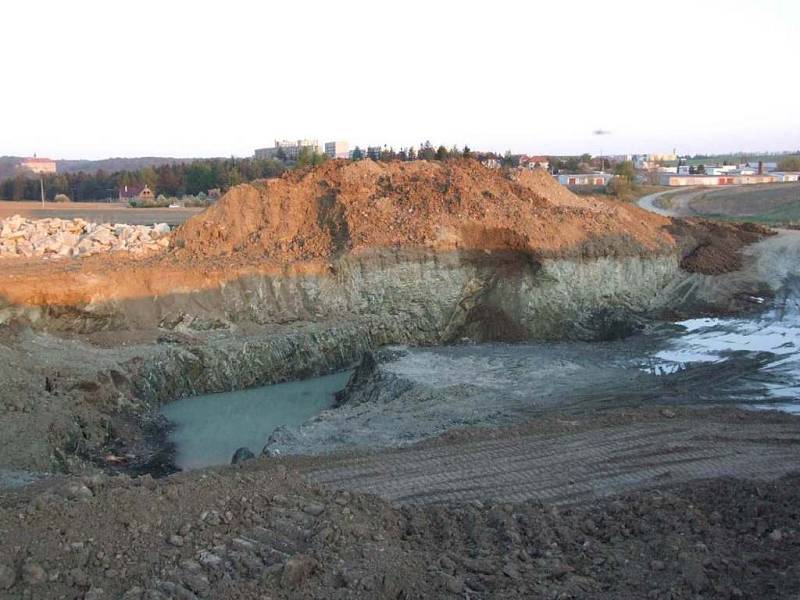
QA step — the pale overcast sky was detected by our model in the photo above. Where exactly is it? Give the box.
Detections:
[2,0,798,159]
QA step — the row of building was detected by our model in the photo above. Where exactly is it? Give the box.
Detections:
[254,139,411,162]
[655,161,799,186]
[658,172,800,186]
[254,140,350,161]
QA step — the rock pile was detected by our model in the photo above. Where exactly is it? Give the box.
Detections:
[0,215,170,259]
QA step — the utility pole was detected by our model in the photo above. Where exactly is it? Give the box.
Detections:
[39,176,45,206]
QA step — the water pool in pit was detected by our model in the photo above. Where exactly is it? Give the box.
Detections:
[161,370,351,470]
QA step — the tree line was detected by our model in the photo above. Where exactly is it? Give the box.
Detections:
[1,145,647,203]
[0,145,481,202]
[0,157,286,202]
[351,141,474,162]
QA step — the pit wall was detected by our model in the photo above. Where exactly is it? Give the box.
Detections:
[0,249,682,341]
[118,249,683,403]
[0,249,687,472]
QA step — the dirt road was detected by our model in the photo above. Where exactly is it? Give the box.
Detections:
[0,201,204,226]
[302,407,800,506]
[636,187,705,217]
[638,183,800,226]
[689,183,800,225]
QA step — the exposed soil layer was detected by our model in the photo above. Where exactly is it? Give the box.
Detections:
[1,407,799,599]
[0,161,770,316]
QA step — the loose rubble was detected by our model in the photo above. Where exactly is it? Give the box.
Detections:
[0,463,798,599]
[0,215,170,259]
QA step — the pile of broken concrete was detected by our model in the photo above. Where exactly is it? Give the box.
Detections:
[0,215,171,260]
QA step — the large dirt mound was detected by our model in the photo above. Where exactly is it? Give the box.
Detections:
[173,159,675,262]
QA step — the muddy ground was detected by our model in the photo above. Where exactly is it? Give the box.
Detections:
[1,406,799,599]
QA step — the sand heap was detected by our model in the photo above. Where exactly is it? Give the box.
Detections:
[173,159,675,263]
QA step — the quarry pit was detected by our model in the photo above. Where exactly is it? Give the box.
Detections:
[1,160,799,599]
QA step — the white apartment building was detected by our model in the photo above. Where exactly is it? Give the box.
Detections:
[324,141,349,159]
[254,139,320,161]
[19,156,57,174]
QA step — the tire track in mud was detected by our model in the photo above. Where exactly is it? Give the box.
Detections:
[302,415,800,506]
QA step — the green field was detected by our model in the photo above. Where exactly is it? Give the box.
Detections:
[687,183,800,226]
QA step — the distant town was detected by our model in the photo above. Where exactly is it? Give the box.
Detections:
[1,141,799,205]
[255,139,800,187]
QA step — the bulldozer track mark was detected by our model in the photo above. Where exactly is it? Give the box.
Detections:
[303,416,800,506]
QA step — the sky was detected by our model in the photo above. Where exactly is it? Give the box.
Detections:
[2,0,798,160]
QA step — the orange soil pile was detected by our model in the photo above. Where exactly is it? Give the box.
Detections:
[0,161,772,311]
[173,159,676,262]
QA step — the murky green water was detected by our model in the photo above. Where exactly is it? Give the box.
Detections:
[161,371,351,470]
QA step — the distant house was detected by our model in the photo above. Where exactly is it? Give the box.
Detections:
[255,139,320,161]
[633,153,678,170]
[555,173,613,187]
[519,155,550,171]
[119,184,155,202]
[771,172,800,183]
[704,165,737,176]
[732,167,757,176]
[19,156,57,174]
[481,158,502,169]
[736,175,776,185]
[324,141,349,159]
[658,174,777,186]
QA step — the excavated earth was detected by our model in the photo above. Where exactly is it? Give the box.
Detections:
[0,160,798,599]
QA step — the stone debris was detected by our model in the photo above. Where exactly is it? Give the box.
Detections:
[21,562,46,585]
[230,447,255,465]
[0,215,171,260]
[0,564,16,590]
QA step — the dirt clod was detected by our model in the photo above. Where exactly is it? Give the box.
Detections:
[280,554,317,589]
[21,562,45,585]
